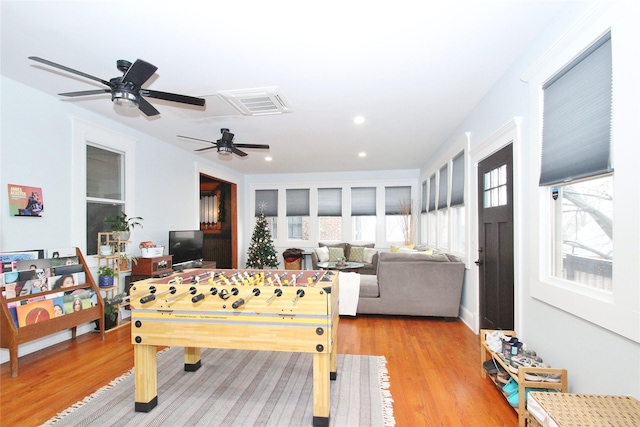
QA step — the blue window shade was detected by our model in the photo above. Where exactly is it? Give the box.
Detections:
[286,189,310,216]
[540,34,612,186]
[437,164,448,210]
[351,187,376,216]
[428,174,436,212]
[255,189,277,216]
[385,186,411,215]
[318,188,342,216]
[421,180,427,213]
[450,150,465,207]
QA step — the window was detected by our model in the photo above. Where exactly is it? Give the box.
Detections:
[86,145,124,255]
[437,164,449,249]
[255,189,278,239]
[318,188,342,240]
[351,187,376,241]
[420,180,428,242]
[427,174,437,246]
[385,186,411,243]
[541,33,613,289]
[286,189,309,240]
[450,150,465,253]
[552,176,613,290]
[483,164,507,208]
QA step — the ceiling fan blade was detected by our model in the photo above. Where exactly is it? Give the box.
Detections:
[28,56,112,87]
[194,146,217,152]
[235,143,270,150]
[232,147,248,157]
[123,59,157,87]
[177,135,215,144]
[142,89,205,106]
[59,89,111,97]
[137,96,160,116]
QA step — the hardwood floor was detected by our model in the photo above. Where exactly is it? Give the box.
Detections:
[1,316,517,426]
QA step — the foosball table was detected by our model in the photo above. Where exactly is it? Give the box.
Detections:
[128,268,340,427]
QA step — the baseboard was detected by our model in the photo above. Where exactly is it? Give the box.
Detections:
[459,304,477,334]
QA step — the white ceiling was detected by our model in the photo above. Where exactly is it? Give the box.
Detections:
[1,1,571,175]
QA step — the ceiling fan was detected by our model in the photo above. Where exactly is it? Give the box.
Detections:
[28,56,205,116]
[178,128,270,157]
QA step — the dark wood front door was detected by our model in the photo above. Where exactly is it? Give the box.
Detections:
[477,144,514,330]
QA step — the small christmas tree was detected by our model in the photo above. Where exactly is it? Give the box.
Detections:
[246,212,279,269]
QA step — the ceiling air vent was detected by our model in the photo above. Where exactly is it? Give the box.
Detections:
[217,87,294,116]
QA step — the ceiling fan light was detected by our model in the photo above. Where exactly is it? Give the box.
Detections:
[217,146,232,155]
[113,90,138,109]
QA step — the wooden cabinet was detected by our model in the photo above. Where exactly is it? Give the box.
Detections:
[0,248,105,377]
[480,329,568,427]
[131,255,173,277]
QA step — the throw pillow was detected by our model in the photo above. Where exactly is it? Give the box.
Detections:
[418,249,434,255]
[396,247,416,253]
[390,244,415,253]
[348,246,365,262]
[314,246,329,262]
[328,247,345,262]
[363,247,377,263]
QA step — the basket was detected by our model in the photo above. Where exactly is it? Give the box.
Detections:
[141,246,164,258]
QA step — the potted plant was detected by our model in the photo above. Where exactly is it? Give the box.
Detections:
[118,253,138,271]
[104,212,143,241]
[97,265,116,288]
[99,292,126,331]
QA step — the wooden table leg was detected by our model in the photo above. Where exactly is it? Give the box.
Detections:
[134,344,158,412]
[312,352,330,427]
[184,347,201,371]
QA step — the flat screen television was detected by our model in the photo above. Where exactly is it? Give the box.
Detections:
[169,230,204,269]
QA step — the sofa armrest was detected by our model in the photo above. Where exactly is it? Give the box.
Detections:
[371,251,379,273]
[311,251,319,269]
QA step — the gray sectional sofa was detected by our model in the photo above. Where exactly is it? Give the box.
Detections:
[357,251,465,318]
[311,242,378,275]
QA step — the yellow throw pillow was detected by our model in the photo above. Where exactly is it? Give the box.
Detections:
[390,244,415,253]
[419,249,434,255]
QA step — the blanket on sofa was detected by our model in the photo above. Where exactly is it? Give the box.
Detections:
[339,272,360,316]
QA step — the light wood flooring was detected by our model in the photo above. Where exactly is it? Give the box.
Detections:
[1,316,517,426]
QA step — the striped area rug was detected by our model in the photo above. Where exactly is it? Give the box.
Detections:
[40,347,395,426]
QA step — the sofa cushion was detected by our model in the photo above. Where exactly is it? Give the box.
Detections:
[359,275,379,298]
[328,247,345,262]
[363,247,377,263]
[320,242,348,255]
[348,246,365,262]
[314,246,330,262]
[380,252,450,262]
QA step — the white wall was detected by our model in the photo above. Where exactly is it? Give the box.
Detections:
[0,77,243,362]
[421,1,640,398]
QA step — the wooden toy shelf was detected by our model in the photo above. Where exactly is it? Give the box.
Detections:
[480,329,568,427]
[0,248,105,377]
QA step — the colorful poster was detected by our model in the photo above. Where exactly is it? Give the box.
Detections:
[7,184,44,216]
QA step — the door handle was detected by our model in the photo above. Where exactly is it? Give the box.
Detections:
[475,248,483,266]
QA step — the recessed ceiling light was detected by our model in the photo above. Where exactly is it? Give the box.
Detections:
[265,156,272,161]
[358,152,366,157]
[353,115,365,125]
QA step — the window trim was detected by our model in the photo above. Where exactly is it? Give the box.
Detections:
[71,117,136,259]
[523,4,639,343]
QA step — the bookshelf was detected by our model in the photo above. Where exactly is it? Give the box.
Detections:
[0,248,105,377]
